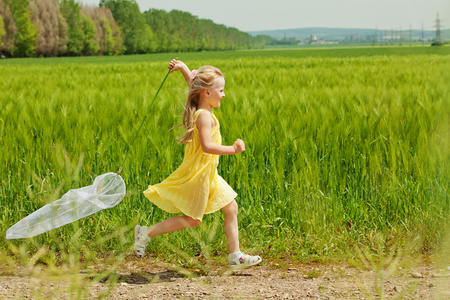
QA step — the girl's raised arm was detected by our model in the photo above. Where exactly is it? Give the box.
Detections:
[168,59,191,86]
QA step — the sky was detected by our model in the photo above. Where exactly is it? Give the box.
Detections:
[79,0,449,32]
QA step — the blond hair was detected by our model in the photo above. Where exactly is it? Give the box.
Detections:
[176,65,224,144]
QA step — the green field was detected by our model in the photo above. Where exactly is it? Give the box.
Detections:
[263,42,441,50]
[1,47,449,270]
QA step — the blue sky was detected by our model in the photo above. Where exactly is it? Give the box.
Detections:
[79,0,449,32]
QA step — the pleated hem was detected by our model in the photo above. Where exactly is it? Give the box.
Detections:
[143,188,237,222]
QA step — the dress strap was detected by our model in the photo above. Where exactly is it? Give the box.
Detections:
[193,109,218,127]
[193,109,207,121]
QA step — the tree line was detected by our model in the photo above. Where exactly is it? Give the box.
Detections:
[0,0,270,57]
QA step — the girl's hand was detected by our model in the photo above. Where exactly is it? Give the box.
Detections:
[169,59,191,85]
[233,139,245,153]
[169,59,185,73]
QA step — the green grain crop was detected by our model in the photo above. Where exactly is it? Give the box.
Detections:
[1,47,449,262]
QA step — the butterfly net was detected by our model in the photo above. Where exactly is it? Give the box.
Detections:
[6,173,126,239]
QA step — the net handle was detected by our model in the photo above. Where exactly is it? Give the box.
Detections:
[117,68,172,175]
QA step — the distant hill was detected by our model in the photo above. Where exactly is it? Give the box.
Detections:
[247,27,450,41]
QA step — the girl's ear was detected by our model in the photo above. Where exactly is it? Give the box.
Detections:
[202,89,210,97]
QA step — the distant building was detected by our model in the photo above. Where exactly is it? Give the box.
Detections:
[303,34,337,45]
[381,35,403,41]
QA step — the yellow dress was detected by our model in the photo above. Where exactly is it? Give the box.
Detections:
[143,109,237,221]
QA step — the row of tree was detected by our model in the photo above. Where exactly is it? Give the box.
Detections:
[0,0,122,57]
[0,0,269,57]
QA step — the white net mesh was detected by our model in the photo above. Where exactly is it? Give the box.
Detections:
[6,173,126,239]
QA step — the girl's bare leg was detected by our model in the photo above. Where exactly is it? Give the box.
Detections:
[146,215,201,238]
[221,200,240,253]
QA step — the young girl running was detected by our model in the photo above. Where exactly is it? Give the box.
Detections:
[134,59,262,268]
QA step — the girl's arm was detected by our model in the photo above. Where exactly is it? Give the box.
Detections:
[197,112,245,155]
[168,59,191,86]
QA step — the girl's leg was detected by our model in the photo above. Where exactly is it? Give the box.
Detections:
[222,200,262,267]
[146,215,201,238]
[221,200,240,253]
[135,215,200,257]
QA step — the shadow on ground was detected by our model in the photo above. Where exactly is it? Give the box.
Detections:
[95,269,191,285]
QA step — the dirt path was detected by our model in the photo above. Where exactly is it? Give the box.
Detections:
[1,258,449,299]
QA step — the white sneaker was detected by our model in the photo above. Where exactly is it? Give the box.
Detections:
[134,225,150,258]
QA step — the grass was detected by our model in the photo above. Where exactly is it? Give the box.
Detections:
[0,47,449,276]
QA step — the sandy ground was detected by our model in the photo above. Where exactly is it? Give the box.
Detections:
[0,257,449,299]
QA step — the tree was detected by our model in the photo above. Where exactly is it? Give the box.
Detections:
[252,35,273,48]
[0,0,4,49]
[7,0,38,57]
[102,9,122,55]
[56,4,68,54]
[30,0,66,57]
[0,16,6,54]
[144,9,170,53]
[80,13,99,55]
[100,0,151,54]
[0,16,4,45]
[82,5,122,55]
[167,10,197,52]
[59,0,84,55]
[0,0,15,55]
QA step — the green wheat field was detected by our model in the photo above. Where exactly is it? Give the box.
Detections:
[1,47,449,278]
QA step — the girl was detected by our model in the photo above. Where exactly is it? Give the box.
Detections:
[134,59,262,268]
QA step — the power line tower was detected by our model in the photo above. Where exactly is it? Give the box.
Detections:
[372,26,378,46]
[421,21,424,46]
[409,24,412,47]
[434,13,442,43]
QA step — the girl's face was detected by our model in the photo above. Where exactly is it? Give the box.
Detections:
[207,77,225,108]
